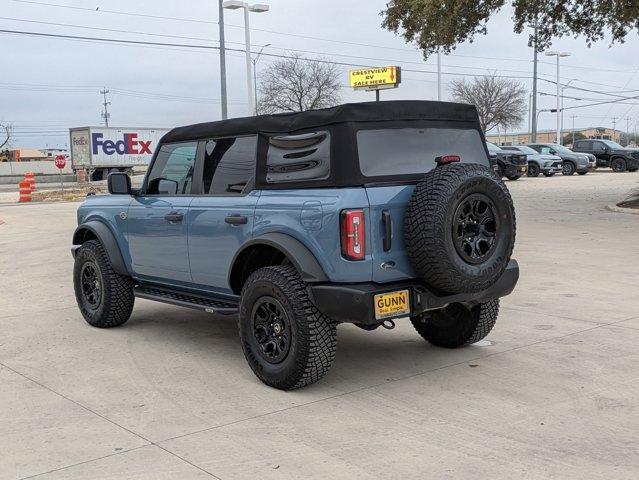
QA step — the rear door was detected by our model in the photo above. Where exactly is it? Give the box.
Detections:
[357,126,489,283]
[188,136,259,292]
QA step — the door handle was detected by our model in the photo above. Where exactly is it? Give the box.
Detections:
[382,210,392,251]
[164,211,184,223]
[225,215,248,225]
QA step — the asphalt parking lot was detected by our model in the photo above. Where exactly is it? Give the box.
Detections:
[1,171,638,480]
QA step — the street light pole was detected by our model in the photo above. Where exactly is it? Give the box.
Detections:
[437,51,442,101]
[545,51,571,144]
[252,43,270,115]
[218,0,228,120]
[531,24,538,142]
[223,1,269,116]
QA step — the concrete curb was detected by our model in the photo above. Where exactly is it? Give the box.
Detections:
[606,204,639,215]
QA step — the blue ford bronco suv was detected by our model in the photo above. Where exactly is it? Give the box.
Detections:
[72,101,519,389]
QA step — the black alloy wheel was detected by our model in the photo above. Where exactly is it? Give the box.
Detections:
[452,193,498,265]
[251,296,291,364]
[80,262,102,309]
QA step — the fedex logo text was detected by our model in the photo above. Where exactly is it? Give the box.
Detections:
[92,133,152,155]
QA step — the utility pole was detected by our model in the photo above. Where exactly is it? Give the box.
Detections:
[625,117,631,145]
[612,117,617,142]
[437,51,442,101]
[252,43,270,115]
[527,91,532,141]
[571,115,576,145]
[219,0,228,119]
[100,87,110,127]
[545,51,571,144]
[531,25,538,142]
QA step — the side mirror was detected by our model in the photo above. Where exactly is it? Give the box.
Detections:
[108,172,131,195]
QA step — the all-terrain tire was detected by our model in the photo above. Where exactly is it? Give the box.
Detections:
[404,163,516,294]
[73,240,134,328]
[239,265,337,390]
[410,300,499,348]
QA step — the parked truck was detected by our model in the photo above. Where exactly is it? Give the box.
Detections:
[69,127,169,181]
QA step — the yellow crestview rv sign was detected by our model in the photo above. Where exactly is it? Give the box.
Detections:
[348,66,401,90]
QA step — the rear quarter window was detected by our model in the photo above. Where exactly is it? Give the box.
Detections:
[266,131,330,183]
[357,128,487,177]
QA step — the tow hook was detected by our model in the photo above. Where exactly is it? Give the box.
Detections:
[382,319,396,330]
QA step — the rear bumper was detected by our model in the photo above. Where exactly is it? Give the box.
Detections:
[309,259,519,325]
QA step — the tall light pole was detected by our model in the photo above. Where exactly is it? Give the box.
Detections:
[218,0,228,119]
[437,51,442,101]
[252,43,270,115]
[100,87,110,127]
[560,78,576,144]
[545,51,571,144]
[531,24,539,142]
[223,1,269,116]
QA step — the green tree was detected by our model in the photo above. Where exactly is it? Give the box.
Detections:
[381,1,639,57]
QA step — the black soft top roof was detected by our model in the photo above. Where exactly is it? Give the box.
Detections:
[161,100,479,143]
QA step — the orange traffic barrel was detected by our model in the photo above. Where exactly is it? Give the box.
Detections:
[25,171,36,192]
[19,180,32,202]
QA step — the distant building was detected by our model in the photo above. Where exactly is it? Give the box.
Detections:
[486,127,620,146]
[40,147,70,158]
[6,148,50,162]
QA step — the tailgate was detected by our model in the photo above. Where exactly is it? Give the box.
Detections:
[365,185,417,283]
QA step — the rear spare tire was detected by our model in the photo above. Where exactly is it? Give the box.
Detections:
[404,163,516,294]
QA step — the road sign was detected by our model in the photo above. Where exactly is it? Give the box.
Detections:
[349,66,401,91]
[54,155,66,169]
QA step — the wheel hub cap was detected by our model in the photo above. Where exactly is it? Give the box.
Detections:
[251,296,291,364]
[80,263,102,309]
[453,193,498,264]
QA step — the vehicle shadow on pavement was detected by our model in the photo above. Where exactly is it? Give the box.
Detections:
[125,300,486,388]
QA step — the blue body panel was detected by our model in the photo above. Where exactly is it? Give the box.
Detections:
[127,195,193,283]
[188,191,260,293]
[76,183,420,290]
[365,185,417,283]
[254,188,374,283]
[77,194,133,273]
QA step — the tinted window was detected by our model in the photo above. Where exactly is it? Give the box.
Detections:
[202,136,257,194]
[266,131,330,183]
[358,128,487,177]
[146,142,197,195]
[574,141,591,150]
[592,142,606,152]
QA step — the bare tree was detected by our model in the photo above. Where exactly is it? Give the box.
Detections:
[257,53,341,114]
[0,122,12,150]
[449,75,527,133]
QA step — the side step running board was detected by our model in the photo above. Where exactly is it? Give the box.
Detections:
[134,286,239,315]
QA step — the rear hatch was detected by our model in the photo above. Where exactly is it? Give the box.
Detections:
[357,126,491,283]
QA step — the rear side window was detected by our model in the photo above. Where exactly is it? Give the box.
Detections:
[202,136,257,194]
[266,131,330,183]
[575,141,592,150]
[357,128,486,177]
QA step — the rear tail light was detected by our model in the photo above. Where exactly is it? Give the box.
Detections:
[340,209,365,261]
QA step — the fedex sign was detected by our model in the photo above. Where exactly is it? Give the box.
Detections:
[92,133,152,155]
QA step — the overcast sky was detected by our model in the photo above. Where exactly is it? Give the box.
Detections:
[2,0,639,148]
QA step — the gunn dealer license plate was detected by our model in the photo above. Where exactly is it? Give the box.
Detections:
[374,290,410,320]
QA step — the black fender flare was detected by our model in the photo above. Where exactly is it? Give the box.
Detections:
[229,232,328,287]
[72,220,128,275]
